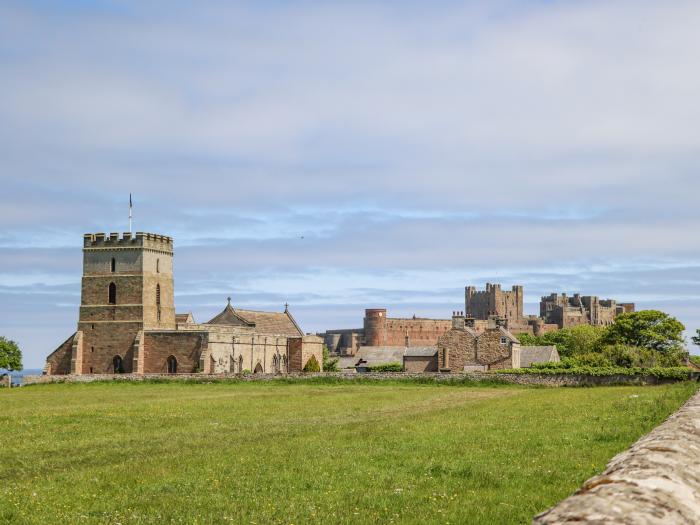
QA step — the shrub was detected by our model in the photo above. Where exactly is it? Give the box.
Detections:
[303,355,321,372]
[322,345,339,372]
[241,369,251,375]
[497,366,692,380]
[367,362,404,372]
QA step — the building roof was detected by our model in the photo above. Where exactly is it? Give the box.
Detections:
[404,346,438,357]
[520,346,560,368]
[354,346,406,367]
[207,299,304,338]
[498,326,519,342]
[175,312,195,324]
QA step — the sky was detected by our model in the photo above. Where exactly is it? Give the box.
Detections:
[1,0,700,368]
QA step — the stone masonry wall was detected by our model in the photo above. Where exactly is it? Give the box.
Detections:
[384,318,452,347]
[437,329,476,371]
[404,356,438,373]
[476,330,514,369]
[533,389,700,524]
[142,331,207,374]
[45,333,76,375]
[22,371,689,387]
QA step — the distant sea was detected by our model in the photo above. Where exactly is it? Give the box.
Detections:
[1,368,43,386]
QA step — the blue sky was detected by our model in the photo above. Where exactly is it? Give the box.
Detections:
[2,0,700,368]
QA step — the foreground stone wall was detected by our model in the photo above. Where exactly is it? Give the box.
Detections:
[21,371,687,387]
[533,389,700,525]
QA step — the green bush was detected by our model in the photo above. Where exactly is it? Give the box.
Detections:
[497,366,692,380]
[322,345,339,372]
[303,355,321,372]
[241,369,251,375]
[367,362,404,372]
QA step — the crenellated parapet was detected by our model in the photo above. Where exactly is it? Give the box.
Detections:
[83,232,173,254]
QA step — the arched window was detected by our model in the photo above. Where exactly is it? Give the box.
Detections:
[113,355,123,374]
[156,259,160,273]
[254,362,263,374]
[110,257,116,273]
[167,355,177,374]
[156,284,161,306]
[238,355,243,373]
[108,282,117,304]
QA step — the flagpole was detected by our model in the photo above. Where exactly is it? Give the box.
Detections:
[129,194,133,233]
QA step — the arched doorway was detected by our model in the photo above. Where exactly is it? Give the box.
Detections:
[254,362,263,374]
[167,355,177,374]
[113,355,123,374]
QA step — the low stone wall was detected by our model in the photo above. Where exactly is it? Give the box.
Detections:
[533,389,700,524]
[22,371,687,387]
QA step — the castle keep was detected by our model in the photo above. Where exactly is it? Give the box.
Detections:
[44,231,323,376]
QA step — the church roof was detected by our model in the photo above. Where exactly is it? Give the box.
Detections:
[207,299,304,337]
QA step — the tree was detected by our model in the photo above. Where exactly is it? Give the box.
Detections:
[322,345,339,372]
[600,310,685,353]
[303,355,321,372]
[692,329,700,347]
[0,337,23,372]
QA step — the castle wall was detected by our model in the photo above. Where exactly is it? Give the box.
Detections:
[383,318,453,346]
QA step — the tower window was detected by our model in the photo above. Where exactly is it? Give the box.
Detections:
[111,258,116,273]
[156,259,160,273]
[156,284,161,306]
[108,282,117,305]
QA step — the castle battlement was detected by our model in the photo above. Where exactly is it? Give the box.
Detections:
[83,231,173,252]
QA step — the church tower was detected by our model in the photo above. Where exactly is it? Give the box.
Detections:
[76,232,175,373]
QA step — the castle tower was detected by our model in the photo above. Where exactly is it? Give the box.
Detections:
[364,309,387,346]
[76,232,175,374]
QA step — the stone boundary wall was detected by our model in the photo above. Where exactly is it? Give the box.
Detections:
[21,371,687,387]
[533,389,700,524]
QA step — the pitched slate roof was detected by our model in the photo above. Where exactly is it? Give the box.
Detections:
[207,299,304,337]
[404,346,438,357]
[354,346,406,367]
[498,326,519,343]
[520,346,560,368]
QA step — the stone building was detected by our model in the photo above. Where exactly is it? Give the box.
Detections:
[44,231,322,376]
[430,313,559,372]
[540,293,635,329]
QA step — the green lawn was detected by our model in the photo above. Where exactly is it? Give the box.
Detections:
[0,381,696,524]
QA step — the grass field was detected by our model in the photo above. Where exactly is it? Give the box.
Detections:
[1,381,697,524]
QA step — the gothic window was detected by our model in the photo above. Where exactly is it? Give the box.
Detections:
[110,257,116,273]
[113,355,123,374]
[167,355,177,374]
[108,282,117,304]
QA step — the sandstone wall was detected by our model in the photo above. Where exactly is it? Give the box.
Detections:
[142,331,207,374]
[404,356,438,373]
[533,389,700,524]
[45,333,76,375]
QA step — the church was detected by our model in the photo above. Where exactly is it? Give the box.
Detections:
[44,231,323,375]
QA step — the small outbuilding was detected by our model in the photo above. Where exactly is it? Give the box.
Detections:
[403,347,438,373]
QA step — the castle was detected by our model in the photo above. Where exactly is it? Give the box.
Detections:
[44,231,323,375]
[322,283,633,369]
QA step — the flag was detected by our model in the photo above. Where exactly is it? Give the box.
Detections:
[129,193,132,209]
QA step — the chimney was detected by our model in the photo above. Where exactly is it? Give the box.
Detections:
[452,311,465,330]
